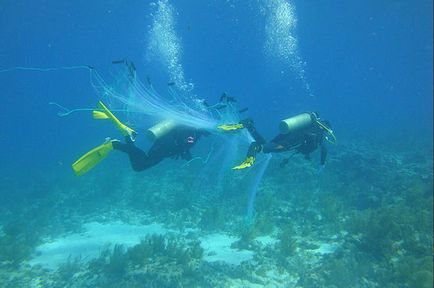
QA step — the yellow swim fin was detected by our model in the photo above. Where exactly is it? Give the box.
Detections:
[217,123,244,131]
[97,101,136,139]
[92,110,109,119]
[72,141,114,176]
[232,156,255,170]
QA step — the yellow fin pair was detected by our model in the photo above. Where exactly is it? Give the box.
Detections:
[72,101,135,176]
[232,156,255,170]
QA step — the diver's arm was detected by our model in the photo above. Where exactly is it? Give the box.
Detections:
[264,134,300,153]
[262,142,287,153]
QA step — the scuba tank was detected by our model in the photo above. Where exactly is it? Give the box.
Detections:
[279,112,318,134]
[146,119,178,141]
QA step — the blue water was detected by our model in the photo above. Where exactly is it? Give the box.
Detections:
[1,1,431,163]
[0,1,432,287]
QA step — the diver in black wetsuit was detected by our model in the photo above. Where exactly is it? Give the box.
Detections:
[112,126,209,172]
[71,94,235,176]
[71,89,248,176]
[232,112,333,170]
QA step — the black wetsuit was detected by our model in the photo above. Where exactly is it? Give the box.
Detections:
[244,116,328,166]
[113,127,207,171]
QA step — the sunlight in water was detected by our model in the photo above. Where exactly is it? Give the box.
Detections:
[146,0,193,94]
[262,0,312,96]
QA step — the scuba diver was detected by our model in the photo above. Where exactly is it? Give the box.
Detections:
[219,112,336,170]
[72,101,210,175]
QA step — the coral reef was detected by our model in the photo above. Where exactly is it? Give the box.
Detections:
[0,137,432,287]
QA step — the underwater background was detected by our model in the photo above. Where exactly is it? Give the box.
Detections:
[0,0,432,287]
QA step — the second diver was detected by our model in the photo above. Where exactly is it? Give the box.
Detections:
[219,112,335,170]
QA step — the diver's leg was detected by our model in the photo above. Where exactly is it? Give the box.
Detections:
[232,141,263,170]
[240,119,266,145]
[111,139,130,153]
[232,120,267,170]
[112,138,162,171]
[246,141,262,157]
